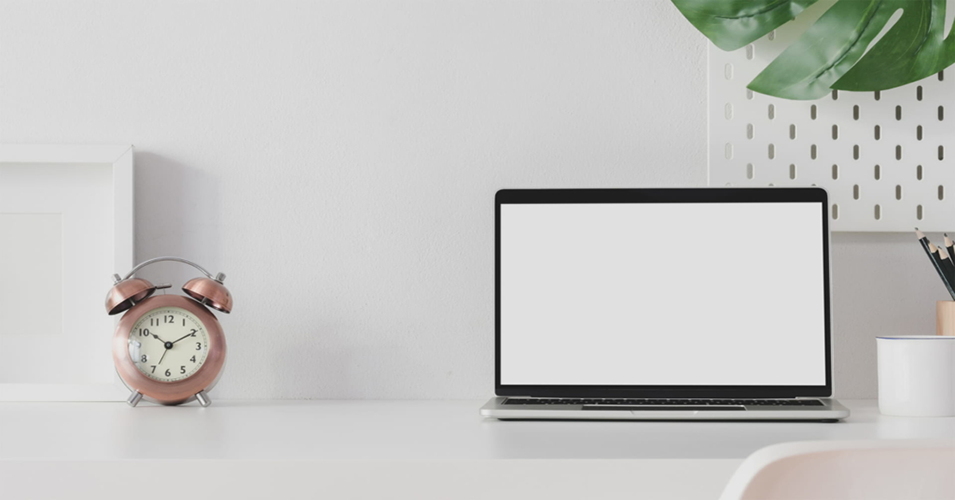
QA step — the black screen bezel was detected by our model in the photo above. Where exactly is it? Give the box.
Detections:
[495,188,833,399]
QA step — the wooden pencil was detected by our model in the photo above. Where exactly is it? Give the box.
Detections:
[945,233,954,262]
[934,243,955,284]
[916,228,955,300]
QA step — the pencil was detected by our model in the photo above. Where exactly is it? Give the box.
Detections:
[939,246,955,284]
[916,228,955,300]
[932,242,955,284]
[945,233,954,262]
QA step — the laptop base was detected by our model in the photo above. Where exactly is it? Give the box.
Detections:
[480,397,850,421]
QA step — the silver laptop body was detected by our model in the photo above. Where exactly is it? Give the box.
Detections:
[482,188,849,421]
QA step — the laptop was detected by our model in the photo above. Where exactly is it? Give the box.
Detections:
[481,188,849,421]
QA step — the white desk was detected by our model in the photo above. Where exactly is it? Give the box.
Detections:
[1,399,952,499]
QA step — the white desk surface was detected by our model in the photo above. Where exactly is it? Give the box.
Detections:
[2,399,953,500]
[1,399,952,461]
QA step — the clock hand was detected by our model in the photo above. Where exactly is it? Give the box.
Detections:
[157,348,168,366]
[151,333,168,343]
[171,332,196,344]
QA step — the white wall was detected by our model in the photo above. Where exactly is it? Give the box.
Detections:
[0,0,939,399]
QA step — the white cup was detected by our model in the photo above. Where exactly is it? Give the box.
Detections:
[877,336,955,417]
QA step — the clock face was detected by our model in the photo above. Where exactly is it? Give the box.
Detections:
[127,307,210,382]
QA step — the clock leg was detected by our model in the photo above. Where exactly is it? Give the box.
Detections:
[127,391,143,407]
[195,390,212,407]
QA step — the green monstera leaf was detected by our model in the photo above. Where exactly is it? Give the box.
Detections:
[672,0,955,100]
[671,0,820,51]
[833,0,955,91]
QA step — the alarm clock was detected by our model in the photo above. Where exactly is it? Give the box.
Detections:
[105,256,231,407]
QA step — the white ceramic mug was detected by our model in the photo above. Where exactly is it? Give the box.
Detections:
[877,336,955,417]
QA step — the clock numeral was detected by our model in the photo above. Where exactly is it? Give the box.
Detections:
[182,318,186,327]
[165,369,171,377]
[141,355,147,363]
[150,365,156,373]
[164,315,175,324]
[190,329,197,336]
[180,366,186,374]
[196,342,202,351]
[139,328,150,337]
[190,355,196,363]
[150,318,159,327]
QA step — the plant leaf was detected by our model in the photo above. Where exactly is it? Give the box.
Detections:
[672,0,820,51]
[748,0,903,100]
[833,0,955,91]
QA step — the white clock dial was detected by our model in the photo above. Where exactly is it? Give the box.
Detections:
[127,307,210,382]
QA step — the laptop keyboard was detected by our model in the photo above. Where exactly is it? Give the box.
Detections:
[503,398,824,406]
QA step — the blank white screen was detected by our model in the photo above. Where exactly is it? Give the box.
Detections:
[500,202,827,386]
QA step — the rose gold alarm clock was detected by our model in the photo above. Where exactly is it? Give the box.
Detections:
[105,257,232,407]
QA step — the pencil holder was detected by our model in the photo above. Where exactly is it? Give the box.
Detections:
[937,301,955,336]
[877,336,955,416]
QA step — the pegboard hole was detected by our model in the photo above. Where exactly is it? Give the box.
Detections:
[810,105,817,120]
[746,163,754,179]
[853,105,860,120]
[874,90,881,101]
[896,145,903,160]
[940,145,945,160]
[917,205,924,220]
[789,164,797,180]
[917,125,923,141]
[874,204,882,220]
[896,105,902,121]
[725,143,733,159]
[811,144,817,159]
[832,204,839,220]
[832,124,839,140]
[896,185,903,200]
[940,106,945,121]
[768,104,776,120]
[832,164,839,180]
[832,90,839,100]
[874,164,882,180]
[724,63,733,80]
[768,30,776,41]
[768,143,775,159]
[746,89,754,100]
[853,184,860,200]
[940,70,945,81]
[768,182,775,186]
[939,185,945,200]
[789,124,796,140]
[874,125,881,140]
[746,123,754,139]
[917,164,923,180]
[745,44,755,60]
[917,86,923,101]
[725,103,733,120]
[853,145,860,160]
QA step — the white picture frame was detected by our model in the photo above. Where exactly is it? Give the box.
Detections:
[0,144,133,401]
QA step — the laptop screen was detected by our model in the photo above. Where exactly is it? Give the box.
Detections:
[497,190,830,393]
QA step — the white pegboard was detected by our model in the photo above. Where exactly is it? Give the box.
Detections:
[708,7,955,232]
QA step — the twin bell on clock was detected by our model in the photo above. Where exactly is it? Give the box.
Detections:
[105,257,232,407]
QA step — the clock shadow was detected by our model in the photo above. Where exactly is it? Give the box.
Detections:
[133,151,223,280]
[128,152,353,400]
